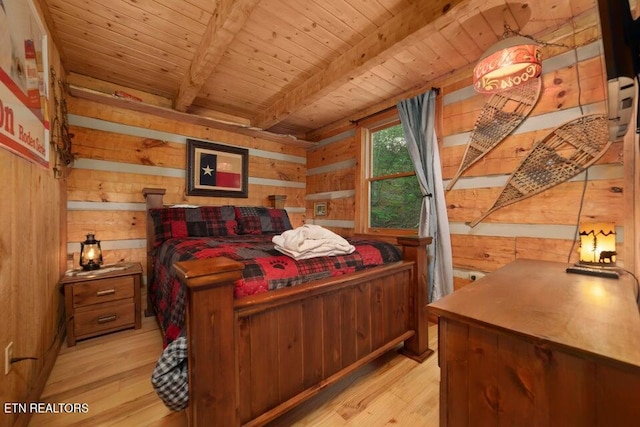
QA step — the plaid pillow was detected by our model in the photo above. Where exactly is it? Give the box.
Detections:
[237,215,262,235]
[149,206,237,247]
[235,206,292,234]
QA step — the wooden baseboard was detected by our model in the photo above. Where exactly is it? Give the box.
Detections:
[14,324,65,427]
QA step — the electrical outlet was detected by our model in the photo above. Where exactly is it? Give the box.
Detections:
[5,342,13,375]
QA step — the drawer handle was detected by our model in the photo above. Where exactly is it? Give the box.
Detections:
[97,315,117,324]
[96,289,116,297]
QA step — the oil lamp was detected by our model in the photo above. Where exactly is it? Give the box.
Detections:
[80,233,103,270]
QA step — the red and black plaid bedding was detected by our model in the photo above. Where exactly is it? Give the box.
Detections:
[150,234,402,345]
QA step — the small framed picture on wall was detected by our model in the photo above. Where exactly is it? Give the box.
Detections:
[314,201,327,217]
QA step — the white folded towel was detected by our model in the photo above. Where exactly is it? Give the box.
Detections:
[272,224,355,260]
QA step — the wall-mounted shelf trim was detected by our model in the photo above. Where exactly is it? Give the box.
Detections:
[67,85,317,149]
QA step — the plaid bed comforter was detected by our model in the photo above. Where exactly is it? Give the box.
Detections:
[151,234,402,345]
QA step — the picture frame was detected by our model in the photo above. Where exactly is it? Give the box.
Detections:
[314,201,327,217]
[186,139,248,198]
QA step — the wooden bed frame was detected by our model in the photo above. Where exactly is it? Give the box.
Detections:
[143,188,433,426]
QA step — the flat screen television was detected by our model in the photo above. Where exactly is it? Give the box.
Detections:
[598,0,640,141]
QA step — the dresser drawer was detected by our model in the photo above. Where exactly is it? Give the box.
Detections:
[74,301,135,337]
[72,276,134,307]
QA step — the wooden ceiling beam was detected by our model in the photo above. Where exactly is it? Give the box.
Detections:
[173,0,260,112]
[252,0,465,130]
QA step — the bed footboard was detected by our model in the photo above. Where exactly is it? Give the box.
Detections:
[174,257,244,426]
[398,236,433,362]
[174,237,433,427]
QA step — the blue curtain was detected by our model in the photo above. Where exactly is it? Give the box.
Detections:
[397,90,453,301]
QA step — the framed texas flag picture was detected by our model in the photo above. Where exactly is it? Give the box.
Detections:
[186,139,248,198]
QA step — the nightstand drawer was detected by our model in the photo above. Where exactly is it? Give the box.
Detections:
[72,276,134,307]
[74,301,135,337]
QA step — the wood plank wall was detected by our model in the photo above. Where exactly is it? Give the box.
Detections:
[306,8,628,292]
[64,98,307,284]
[0,3,67,427]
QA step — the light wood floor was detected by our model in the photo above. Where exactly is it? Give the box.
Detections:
[29,316,440,426]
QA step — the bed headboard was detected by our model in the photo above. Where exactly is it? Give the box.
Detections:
[142,188,166,316]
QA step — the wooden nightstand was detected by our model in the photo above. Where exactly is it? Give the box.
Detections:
[61,262,142,346]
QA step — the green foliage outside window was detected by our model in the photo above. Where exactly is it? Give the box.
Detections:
[370,124,422,229]
[372,125,413,176]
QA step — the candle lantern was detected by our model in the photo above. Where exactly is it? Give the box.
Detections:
[80,233,103,270]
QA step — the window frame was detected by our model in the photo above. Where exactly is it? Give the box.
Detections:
[355,117,418,237]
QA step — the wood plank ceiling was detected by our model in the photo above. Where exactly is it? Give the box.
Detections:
[39,0,599,142]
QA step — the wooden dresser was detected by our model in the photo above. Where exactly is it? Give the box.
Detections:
[61,263,142,346]
[429,259,640,426]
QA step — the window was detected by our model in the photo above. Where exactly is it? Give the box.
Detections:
[360,121,422,233]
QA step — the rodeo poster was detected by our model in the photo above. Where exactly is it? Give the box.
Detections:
[0,0,49,167]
